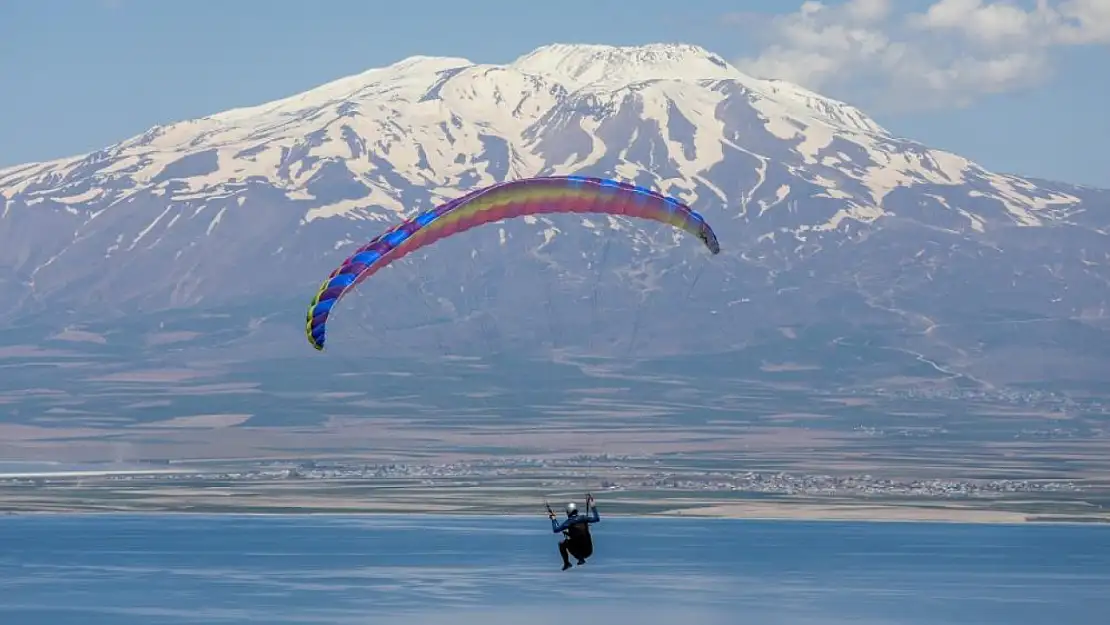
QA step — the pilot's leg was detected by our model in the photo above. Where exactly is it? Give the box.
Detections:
[558,539,572,570]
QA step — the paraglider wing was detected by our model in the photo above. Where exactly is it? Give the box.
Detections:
[305,175,720,351]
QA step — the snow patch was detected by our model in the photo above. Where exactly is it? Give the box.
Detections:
[52,188,105,204]
[206,206,226,235]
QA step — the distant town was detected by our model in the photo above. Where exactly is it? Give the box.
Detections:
[1,455,1081,500]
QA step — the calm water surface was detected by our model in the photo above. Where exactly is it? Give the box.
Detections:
[0,514,1106,624]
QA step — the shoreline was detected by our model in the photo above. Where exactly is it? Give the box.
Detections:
[4,506,1107,526]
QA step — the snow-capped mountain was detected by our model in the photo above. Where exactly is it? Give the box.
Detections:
[1,43,1107,390]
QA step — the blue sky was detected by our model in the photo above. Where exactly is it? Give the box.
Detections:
[1,0,1106,187]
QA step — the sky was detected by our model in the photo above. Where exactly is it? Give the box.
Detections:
[0,0,1107,187]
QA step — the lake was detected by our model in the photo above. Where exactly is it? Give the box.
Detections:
[0,514,1107,624]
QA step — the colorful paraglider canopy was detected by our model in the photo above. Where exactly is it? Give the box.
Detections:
[305,175,720,351]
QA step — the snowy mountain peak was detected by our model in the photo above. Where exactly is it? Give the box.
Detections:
[509,43,886,137]
[511,42,739,88]
[0,41,1090,242]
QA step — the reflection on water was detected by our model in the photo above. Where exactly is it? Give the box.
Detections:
[0,514,1107,624]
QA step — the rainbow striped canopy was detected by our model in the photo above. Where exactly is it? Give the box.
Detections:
[305,175,720,351]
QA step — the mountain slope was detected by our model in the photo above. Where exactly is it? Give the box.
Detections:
[1,42,1108,394]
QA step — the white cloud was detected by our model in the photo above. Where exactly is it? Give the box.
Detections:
[732,0,1110,110]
